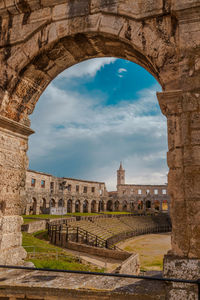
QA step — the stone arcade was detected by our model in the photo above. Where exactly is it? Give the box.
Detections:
[0,0,200,298]
[24,163,170,215]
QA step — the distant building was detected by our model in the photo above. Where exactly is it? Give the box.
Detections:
[24,164,170,215]
[108,162,170,213]
[25,170,107,215]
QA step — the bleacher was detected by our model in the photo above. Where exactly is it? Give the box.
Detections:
[67,215,171,242]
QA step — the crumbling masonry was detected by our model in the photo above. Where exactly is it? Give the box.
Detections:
[0,1,200,299]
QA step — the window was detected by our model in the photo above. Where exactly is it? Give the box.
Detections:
[123,190,126,195]
[31,178,36,187]
[59,183,63,190]
[162,189,167,195]
[91,187,95,193]
[83,186,87,193]
[68,184,72,192]
[41,180,45,188]
[76,185,79,192]
[138,189,142,195]
[130,189,134,194]
[146,189,150,195]
[99,189,103,195]
[154,189,158,195]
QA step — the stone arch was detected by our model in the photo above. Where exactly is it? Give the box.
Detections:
[67,199,72,213]
[98,200,104,212]
[32,198,37,215]
[83,200,89,213]
[106,200,113,212]
[123,200,128,211]
[137,200,143,210]
[50,198,56,208]
[130,202,134,212]
[40,198,46,214]
[75,200,80,213]
[0,4,178,125]
[91,200,97,213]
[114,200,120,211]
[154,200,160,211]
[1,2,200,293]
[146,200,151,209]
[162,200,168,211]
[58,199,64,207]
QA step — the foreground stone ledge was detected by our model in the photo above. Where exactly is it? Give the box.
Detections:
[164,255,200,300]
[0,269,166,300]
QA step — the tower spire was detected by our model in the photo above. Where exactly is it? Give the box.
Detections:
[117,162,125,186]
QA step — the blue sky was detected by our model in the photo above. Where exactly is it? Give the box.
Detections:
[28,58,168,191]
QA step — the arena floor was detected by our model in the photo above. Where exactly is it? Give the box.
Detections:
[117,233,171,271]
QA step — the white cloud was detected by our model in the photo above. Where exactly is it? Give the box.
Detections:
[117,68,127,78]
[29,82,168,191]
[118,68,127,73]
[58,57,116,79]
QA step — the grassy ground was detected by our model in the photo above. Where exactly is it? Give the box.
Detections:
[22,214,67,220]
[22,231,103,272]
[22,212,132,221]
[22,213,101,220]
[101,211,131,215]
[118,233,171,272]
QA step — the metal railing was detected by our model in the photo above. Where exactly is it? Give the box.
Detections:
[0,265,199,299]
[48,224,121,250]
[48,223,171,252]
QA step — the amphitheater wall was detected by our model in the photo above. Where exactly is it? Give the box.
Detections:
[21,220,46,234]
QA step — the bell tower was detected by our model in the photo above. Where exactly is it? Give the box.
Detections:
[117,162,125,186]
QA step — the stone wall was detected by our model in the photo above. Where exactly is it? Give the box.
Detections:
[25,169,108,215]
[21,220,46,234]
[50,237,140,275]
[114,253,140,275]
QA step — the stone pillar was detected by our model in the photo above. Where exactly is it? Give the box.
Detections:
[0,115,34,265]
[71,201,75,213]
[167,199,170,215]
[159,200,163,212]
[118,202,123,211]
[157,90,200,298]
[80,201,83,213]
[88,201,92,213]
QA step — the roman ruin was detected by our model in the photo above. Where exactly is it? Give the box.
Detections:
[24,163,170,215]
[0,0,199,298]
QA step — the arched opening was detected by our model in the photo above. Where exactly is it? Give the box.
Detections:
[40,198,46,214]
[50,199,56,208]
[32,198,37,215]
[114,201,120,211]
[83,200,89,213]
[91,200,97,213]
[154,201,160,211]
[130,202,134,212]
[162,200,168,211]
[67,199,72,213]
[75,200,80,213]
[58,199,64,207]
[137,200,143,211]
[106,200,113,212]
[16,30,169,274]
[98,200,104,212]
[123,201,128,211]
[146,200,151,209]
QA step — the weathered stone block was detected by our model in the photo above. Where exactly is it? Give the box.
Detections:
[118,0,164,19]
